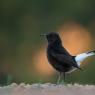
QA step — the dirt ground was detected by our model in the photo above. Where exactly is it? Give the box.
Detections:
[0,83,95,95]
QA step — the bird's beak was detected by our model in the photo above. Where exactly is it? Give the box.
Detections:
[40,33,47,36]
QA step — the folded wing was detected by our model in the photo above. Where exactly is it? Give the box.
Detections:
[51,51,81,70]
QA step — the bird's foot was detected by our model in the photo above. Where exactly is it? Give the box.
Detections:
[60,80,64,84]
[57,80,66,85]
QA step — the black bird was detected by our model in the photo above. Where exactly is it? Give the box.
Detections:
[41,32,95,83]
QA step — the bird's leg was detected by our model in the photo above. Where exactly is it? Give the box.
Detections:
[61,72,66,84]
[57,72,62,84]
[63,72,66,81]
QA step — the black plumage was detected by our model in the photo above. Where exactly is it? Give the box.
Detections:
[42,32,82,83]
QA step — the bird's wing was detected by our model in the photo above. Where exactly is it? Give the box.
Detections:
[75,51,95,63]
[51,51,80,69]
[58,46,71,56]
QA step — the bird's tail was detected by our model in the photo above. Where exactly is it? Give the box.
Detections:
[86,50,95,54]
[75,50,95,63]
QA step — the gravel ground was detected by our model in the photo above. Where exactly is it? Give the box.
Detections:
[0,83,95,95]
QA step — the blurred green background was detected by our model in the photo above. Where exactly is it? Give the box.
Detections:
[0,0,95,86]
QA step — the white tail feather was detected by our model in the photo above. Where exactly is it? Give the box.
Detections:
[75,52,95,64]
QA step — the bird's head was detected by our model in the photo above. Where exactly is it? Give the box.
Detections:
[41,32,62,44]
